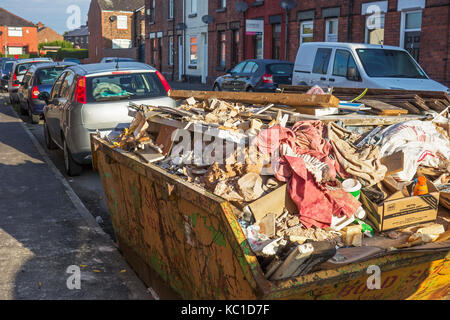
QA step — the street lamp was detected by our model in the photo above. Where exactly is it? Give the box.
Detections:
[280,0,296,60]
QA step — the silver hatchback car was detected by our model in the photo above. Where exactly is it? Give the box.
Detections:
[40,62,176,176]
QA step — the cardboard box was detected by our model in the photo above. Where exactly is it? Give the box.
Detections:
[360,180,440,232]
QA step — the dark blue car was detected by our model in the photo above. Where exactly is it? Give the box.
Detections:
[18,62,76,123]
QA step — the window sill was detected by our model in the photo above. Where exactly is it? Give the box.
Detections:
[188,65,197,69]
[149,21,155,25]
[188,13,197,18]
[216,8,226,13]
[168,18,174,22]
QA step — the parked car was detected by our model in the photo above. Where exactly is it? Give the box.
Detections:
[8,58,53,104]
[1,59,15,92]
[213,59,294,92]
[100,57,135,63]
[39,62,175,176]
[0,57,15,70]
[292,42,450,93]
[17,62,77,123]
[63,58,81,64]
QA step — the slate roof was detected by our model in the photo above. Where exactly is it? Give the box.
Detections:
[97,0,145,12]
[0,7,36,28]
[65,25,88,37]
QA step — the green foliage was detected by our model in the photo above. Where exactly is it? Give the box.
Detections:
[38,40,74,50]
[45,48,88,61]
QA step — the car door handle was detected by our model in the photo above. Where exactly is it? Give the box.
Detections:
[320,77,326,81]
[329,78,335,82]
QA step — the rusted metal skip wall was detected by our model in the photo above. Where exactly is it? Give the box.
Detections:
[91,136,450,300]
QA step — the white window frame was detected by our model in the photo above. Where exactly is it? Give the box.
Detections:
[8,27,23,37]
[300,20,313,45]
[112,39,132,49]
[189,36,198,65]
[169,36,174,65]
[325,18,338,42]
[169,0,174,19]
[190,0,197,14]
[365,13,385,44]
[117,15,128,30]
[400,9,422,49]
[219,0,227,9]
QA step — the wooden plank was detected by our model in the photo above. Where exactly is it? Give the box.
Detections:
[396,102,421,115]
[169,90,340,109]
[359,99,408,115]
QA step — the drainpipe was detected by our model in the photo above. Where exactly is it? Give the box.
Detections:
[347,0,353,42]
[183,0,186,81]
[285,10,289,60]
[172,1,176,81]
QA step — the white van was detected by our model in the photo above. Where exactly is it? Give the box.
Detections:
[292,42,449,93]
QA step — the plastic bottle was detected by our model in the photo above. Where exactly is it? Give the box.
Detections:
[413,176,428,196]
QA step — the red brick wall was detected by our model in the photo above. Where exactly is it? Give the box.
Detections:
[0,26,38,55]
[37,27,63,44]
[145,0,184,80]
[88,0,136,63]
[205,0,450,87]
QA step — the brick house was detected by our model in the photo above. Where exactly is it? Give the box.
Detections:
[87,0,145,63]
[64,25,89,49]
[0,7,38,56]
[207,0,450,87]
[145,0,184,81]
[37,22,63,44]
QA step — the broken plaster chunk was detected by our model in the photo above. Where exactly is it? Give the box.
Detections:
[186,97,196,105]
[237,172,264,202]
[340,225,362,247]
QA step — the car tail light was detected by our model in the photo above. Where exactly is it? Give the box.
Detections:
[32,86,40,99]
[13,73,18,87]
[74,76,87,104]
[155,70,171,93]
[262,73,274,84]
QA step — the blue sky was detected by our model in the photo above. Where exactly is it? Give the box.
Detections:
[1,0,91,34]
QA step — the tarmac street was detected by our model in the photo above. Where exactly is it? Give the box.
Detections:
[0,94,150,299]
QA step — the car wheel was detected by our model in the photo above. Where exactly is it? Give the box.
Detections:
[28,104,39,124]
[213,84,221,91]
[19,102,27,115]
[63,139,82,176]
[44,120,58,150]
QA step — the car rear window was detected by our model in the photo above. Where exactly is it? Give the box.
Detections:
[86,72,166,102]
[267,63,293,75]
[16,62,48,75]
[2,62,13,73]
[37,67,66,85]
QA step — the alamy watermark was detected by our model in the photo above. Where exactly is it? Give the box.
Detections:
[66,5,81,30]
[367,265,381,290]
[66,265,81,290]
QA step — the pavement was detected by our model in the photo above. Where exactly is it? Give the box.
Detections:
[0,96,151,299]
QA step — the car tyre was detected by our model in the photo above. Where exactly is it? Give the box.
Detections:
[63,139,82,177]
[44,120,58,150]
[28,104,39,124]
[213,84,221,91]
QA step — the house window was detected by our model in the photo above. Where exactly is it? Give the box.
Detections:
[190,0,197,14]
[149,0,155,23]
[231,30,239,67]
[300,21,313,44]
[117,15,128,29]
[272,24,281,60]
[325,18,338,42]
[255,34,263,59]
[112,39,132,49]
[169,36,174,65]
[169,0,174,19]
[401,10,422,61]
[190,36,198,65]
[8,27,23,37]
[365,13,385,44]
[219,0,226,9]
[75,37,79,43]
[218,32,226,67]
[151,38,157,64]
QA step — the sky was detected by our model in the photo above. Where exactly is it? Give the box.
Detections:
[1,0,91,34]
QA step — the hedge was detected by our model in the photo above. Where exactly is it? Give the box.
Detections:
[38,40,73,50]
[45,48,89,61]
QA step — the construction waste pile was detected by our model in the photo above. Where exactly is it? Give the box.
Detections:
[105,87,450,281]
